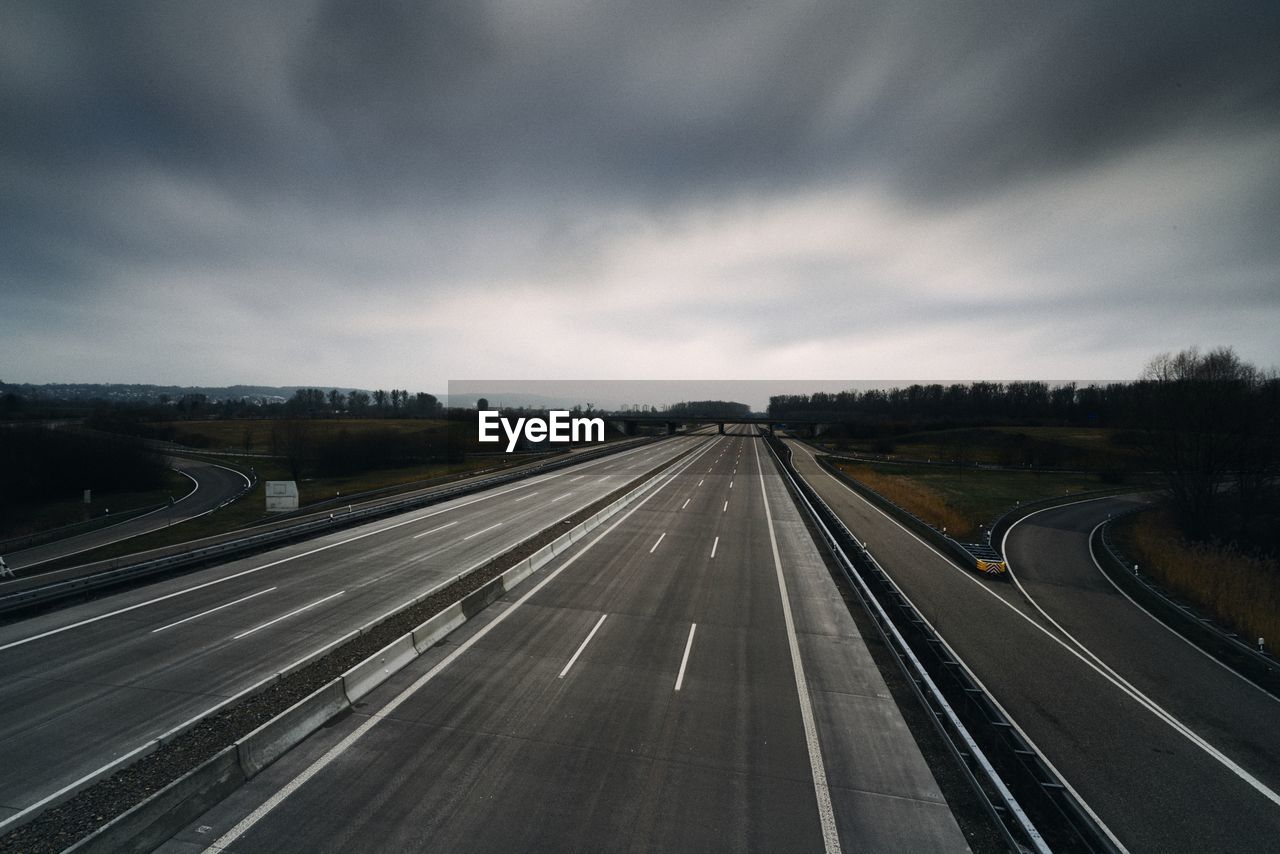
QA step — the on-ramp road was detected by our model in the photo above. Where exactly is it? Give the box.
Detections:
[4,457,250,573]
[788,438,1280,852]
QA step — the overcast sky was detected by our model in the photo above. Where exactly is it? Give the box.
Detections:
[3,1,1278,392]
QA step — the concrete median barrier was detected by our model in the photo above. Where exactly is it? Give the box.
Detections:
[236,680,351,779]
[412,601,466,653]
[65,746,246,854]
[342,633,420,703]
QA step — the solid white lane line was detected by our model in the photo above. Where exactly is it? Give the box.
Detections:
[462,522,502,541]
[411,521,458,539]
[1083,519,1279,702]
[0,449,639,652]
[723,500,728,513]
[151,588,277,633]
[753,440,841,853]
[201,434,722,854]
[999,513,1280,807]
[650,532,666,553]
[675,623,697,691]
[233,591,345,640]
[682,499,691,509]
[710,537,719,558]
[559,613,608,678]
[790,438,1278,824]
[513,492,540,502]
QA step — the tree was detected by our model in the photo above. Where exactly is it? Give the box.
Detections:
[327,389,345,414]
[1137,347,1274,541]
[373,389,389,414]
[347,390,370,415]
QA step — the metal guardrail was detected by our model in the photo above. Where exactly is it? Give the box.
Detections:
[0,504,166,555]
[767,436,1119,853]
[0,460,257,556]
[811,454,1002,574]
[0,438,660,617]
[1097,511,1280,693]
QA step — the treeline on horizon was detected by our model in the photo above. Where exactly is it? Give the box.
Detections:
[773,348,1280,553]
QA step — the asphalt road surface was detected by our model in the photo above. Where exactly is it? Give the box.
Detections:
[162,430,967,853]
[787,439,1280,853]
[0,437,704,829]
[4,458,250,573]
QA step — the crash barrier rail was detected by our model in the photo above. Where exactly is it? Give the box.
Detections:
[0,462,258,557]
[766,436,1120,853]
[0,437,661,617]
[48,449,676,853]
[1096,510,1280,694]
[811,454,1006,575]
[0,504,167,555]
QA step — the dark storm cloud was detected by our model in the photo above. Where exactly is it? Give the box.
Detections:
[1,0,1278,384]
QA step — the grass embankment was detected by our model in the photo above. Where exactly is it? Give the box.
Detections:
[832,460,1122,540]
[824,425,1144,472]
[1,469,192,543]
[153,417,450,453]
[1114,509,1280,652]
[36,456,525,569]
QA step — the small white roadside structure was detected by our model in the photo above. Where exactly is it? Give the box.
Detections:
[265,480,299,512]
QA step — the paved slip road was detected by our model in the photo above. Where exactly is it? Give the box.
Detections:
[4,457,250,573]
[0,436,707,830]
[787,439,1280,853]
[163,429,967,853]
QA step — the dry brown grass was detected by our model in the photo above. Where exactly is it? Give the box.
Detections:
[1124,509,1280,649]
[840,464,973,538]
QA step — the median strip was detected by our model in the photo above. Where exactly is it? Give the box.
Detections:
[0,439,706,854]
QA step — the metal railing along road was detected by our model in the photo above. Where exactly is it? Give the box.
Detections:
[766,435,1120,853]
[0,437,661,617]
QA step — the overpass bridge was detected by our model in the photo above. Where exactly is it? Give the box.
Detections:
[601,413,827,436]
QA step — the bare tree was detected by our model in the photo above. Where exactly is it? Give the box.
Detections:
[1138,347,1274,540]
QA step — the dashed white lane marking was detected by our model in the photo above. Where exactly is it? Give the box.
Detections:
[682,499,691,509]
[710,537,719,558]
[650,532,666,553]
[675,623,697,691]
[698,479,704,487]
[552,492,573,502]
[722,500,728,513]
[560,613,608,678]
[462,522,502,541]
[151,588,277,633]
[199,437,721,853]
[233,591,345,641]
[412,521,458,539]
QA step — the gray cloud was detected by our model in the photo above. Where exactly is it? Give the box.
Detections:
[1,1,1278,387]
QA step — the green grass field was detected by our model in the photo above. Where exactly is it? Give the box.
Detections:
[831,459,1134,540]
[821,425,1146,471]
[32,454,533,568]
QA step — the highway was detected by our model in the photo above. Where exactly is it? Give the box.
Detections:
[4,457,250,573]
[0,435,707,831]
[787,439,1280,852]
[161,429,967,852]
